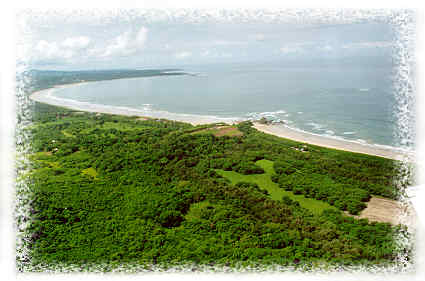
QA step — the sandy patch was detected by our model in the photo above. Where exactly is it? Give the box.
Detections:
[346,196,416,227]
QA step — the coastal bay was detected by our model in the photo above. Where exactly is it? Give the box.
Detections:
[30,82,410,161]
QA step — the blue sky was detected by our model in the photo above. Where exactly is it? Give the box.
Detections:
[19,10,396,70]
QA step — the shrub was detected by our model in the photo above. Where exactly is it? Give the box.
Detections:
[235,162,264,175]
[159,210,184,228]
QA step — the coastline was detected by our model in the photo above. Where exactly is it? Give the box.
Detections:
[30,83,411,161]
[253,123,409,161]
[29,84,240,126]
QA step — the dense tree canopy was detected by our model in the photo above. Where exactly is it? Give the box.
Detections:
[18,101,411,271]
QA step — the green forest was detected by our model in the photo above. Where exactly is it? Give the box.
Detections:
[18,98,412,270]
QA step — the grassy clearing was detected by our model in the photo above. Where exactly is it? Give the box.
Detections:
[211,126,243,137]
[192,125,243,137]
[80,121,148,134]
[29,151,60,168]
[216,159,337,215]
[185,200,215,221]
[30,151,52,159]
[61,130,75,138]
[81,167,98,180]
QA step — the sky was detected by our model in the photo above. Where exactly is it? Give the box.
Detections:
[18,10,397,70]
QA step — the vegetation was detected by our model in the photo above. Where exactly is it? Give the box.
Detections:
[18,101,411,270]
[17,71,412,270]
[215,159,337,215]
[19,69,187,94]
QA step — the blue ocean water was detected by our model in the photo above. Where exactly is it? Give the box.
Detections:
[53,62,398,148]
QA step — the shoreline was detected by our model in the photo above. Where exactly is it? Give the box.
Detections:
[30,82,411,161]
[29,83,240,126]
[253,123,410,161]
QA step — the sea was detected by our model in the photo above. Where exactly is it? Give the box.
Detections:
[50,61,407,151]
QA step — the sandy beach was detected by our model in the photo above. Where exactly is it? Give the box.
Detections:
[30,85,240,126]
[253,123,410,161]
[30,84,411,161]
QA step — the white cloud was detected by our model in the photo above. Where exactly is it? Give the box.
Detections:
[175,51,192,59]
[101,32,131,57]
[279,46,300,54]
[31,36,91,63]
[62,36,91,49]
[198,50,233,59]
[101,27,148,58]
[322,45,333,52]
[35,40,60,58]
[136,27,148,46]
[255,34,265,41]
[29,27,149,66]
[34,40,73,61]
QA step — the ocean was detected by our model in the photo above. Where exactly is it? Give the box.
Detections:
[51,62,400,149]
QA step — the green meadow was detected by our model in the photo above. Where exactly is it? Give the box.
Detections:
[216,159,337,215]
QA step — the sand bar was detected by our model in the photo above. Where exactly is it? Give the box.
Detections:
[253,123,411,161]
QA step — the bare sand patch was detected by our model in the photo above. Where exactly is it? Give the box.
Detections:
[348,196,416,227]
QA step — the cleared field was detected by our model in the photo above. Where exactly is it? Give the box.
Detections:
[216,159,337,215]
[192,125,243,137]
[211,126,243,137]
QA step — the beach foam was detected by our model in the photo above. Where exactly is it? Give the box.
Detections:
[307,122,327,131]
[253,123,412,161]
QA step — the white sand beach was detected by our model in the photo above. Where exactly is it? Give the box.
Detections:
[253,123,411,161]
[30,85,240,126]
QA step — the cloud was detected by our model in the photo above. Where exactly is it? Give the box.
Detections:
[62,36,91,49]
[136,27,148,46]
[31,36,92,64]
[29,27,150,67]
[255,34,265,41]
[35,40,60,58]
[34,40,73,60]
[174,51,192,59]
[321,45,333,52]
[199,50,233,59]
[101,27,148,58]
[279,46,300,54]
